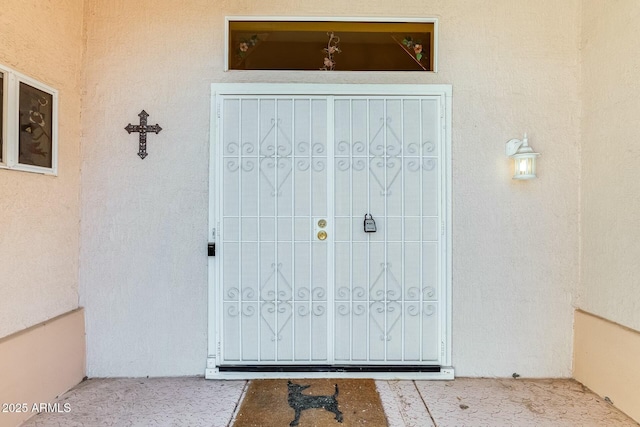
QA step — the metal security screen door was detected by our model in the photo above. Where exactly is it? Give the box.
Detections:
[207,84,452,379]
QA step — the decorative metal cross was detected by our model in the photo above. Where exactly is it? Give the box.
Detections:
[124,110,162,159]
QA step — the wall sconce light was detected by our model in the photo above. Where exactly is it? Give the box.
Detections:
[505,133,540,180]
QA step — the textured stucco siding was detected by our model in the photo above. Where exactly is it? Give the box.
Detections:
[0,0,85,338]
[79,0,581,377]
[580,0,640,332]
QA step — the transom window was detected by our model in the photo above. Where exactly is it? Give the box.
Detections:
[0,64,57,175]
[227,18,437,72]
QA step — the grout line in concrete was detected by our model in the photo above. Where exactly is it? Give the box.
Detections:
[227,380,249,427]
[413,380,437,427]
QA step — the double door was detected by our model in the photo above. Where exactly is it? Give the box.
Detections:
[209,85,451,374]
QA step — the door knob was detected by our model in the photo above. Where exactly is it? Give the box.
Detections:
[317,230,328,240]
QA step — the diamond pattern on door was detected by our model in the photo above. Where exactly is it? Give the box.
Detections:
[333,97,441,363]
[217,93,444,366]
[221,98,328,362]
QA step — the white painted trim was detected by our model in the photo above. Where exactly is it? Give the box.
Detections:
[207,88,219,366]
[444,90,453,368]
[0,65,9,166]
[224,16,439,72]
[326,96,336,365]
[212,83,451,97]
[205,367,455,380]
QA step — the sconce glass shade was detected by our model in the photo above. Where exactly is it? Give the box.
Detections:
[505,134,540,180]
[512,152,539,180]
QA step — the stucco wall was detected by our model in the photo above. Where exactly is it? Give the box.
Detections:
[0,1,84,338]
[80,0,581,377]
[580,0,640,332]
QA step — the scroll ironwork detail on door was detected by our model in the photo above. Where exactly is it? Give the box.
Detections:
[226,118,326,198]
[213,91,449,372]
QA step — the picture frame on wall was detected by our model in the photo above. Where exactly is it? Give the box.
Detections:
[18,81,55,170]
[0,63,58,175]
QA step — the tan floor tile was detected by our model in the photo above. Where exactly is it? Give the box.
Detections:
[376,380,435,427]
[17,377,639,427]
[21,377,246,427]
[415,378,639,427]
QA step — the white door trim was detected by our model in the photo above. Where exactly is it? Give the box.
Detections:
[207,83,453,379]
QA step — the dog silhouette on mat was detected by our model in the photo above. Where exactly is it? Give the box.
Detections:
[287,380,343,426]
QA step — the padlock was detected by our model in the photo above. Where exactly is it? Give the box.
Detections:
[364,214,377,233]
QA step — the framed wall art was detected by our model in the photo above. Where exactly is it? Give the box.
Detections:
[0,63,58,175]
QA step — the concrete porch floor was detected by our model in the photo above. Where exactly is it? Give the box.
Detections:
[20,377,638,427]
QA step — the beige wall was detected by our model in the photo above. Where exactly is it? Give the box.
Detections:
[80,0,581,377]
[0,0,85,338]
[580,0,640,332]
[4,0,638,407]
[573,310,640,422]
[0,309,86,427]
[576,1,640,421]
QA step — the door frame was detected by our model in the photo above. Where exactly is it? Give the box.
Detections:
[206,83,453,379]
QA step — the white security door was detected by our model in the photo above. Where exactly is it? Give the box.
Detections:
[332,97,443,365]
[217,97,330,363]
[209,85,451,376]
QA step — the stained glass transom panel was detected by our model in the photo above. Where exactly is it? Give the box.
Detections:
[228,20,436,71]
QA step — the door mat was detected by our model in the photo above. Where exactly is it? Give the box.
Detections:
[232,379,388,426]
